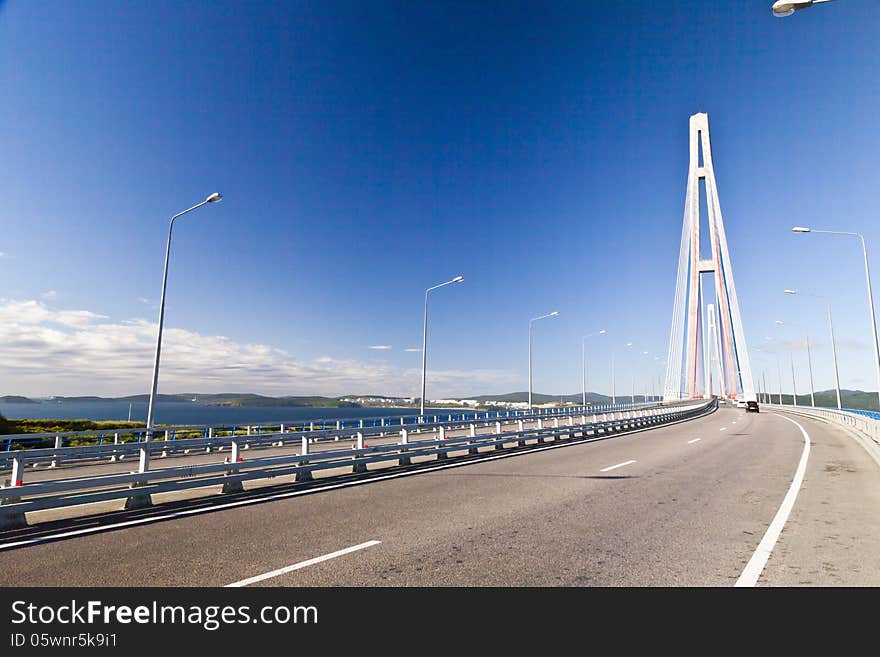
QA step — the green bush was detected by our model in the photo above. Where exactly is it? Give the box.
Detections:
[0,417,145,436]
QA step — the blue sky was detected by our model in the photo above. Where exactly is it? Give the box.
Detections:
[1,0,879,399]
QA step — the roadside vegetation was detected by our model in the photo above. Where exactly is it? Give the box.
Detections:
[0,417,144,436]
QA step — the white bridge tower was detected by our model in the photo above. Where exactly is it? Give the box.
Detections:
[664,113,756,402]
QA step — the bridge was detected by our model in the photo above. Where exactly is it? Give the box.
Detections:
[2,112,880,587]
[1,400,879,586]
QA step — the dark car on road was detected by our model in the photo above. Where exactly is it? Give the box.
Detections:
[746,400,759,413]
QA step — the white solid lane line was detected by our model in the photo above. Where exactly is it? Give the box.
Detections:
[735,414,811,587]
[226,540,381,587]
[687,438,701,444]
[599,460,636,473]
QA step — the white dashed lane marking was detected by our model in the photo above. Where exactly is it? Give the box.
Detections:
[226,540,382,587]
[599,460,637,473]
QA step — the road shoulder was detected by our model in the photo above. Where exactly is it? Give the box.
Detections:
[758,412,880,586]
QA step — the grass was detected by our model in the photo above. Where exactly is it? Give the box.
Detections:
[0,418,145,436]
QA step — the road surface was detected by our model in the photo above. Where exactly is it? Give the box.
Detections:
[1,406,878,586]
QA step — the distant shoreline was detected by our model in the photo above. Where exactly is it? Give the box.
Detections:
[0,401,485,427]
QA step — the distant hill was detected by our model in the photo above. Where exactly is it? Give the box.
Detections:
[23,393,359,408]
[769,389,879,412]
[194,394,360,408]
[471,391,615,404]
[5,388,879,411]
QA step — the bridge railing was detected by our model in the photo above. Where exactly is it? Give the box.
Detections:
[0,400,675,471]
[0,400,714,530]
[764,403,880,445]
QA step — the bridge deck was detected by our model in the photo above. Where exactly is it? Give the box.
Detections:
[2,407,879,585]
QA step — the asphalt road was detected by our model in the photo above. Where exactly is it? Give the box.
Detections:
[1,406,878,586]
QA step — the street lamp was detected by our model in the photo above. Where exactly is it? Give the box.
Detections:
[611,352,616,406]
[773,320,799,405]
[772,0,834,17]
[625,342,636,404]
[784,289,842,408]
[145,193,223,446]
[792,227,880,406]
[752,345,772,405]
[653,355,665,403]
[776,354,784,405]
[581,330,606,407]
[419,275,464,417]
[528,311,559,410]
[776,315,814,407]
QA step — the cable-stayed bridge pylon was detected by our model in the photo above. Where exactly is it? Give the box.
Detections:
[664,113,755,402]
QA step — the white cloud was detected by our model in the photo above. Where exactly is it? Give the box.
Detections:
[404,348,422,352]
[0,299,108,329]
[0,252,6,258]
[137,297,150,304]
[0,299,517,397]
[368,345,392,350]
[40,290,57,300]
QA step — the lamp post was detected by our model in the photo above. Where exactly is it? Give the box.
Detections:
[774,320,799,405]
[804,336,814,406]
[654,356,665,403]
[581,330,606,408]
[528,311,559,410]
[784,289,842,408]
[611,352,616,406]
[793,227,880,407]
[771,0,834,17]
[624,342,636,404]
[828,307,843,409]
[145,193,222,441]
[419,275,464,417]
[775,316,814,407]
[776,355,784,405]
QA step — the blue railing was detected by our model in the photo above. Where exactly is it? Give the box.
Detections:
[842,408,880,421]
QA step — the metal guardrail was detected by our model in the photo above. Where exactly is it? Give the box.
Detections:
[765,403,880,444]
[0,401,656,454]
[0,401,670,471]
[0,400,714,530]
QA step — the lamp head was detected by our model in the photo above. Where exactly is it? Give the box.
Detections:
[784,289,798,295]
[791,226,811,233]
[206,192,223,203]
[599,329,606,334]
[452,275,464,283]
[772,1,797,16]
[772,1,830,17]
[549,311,559,317]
